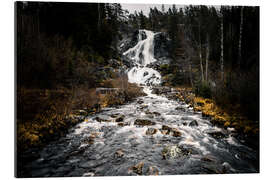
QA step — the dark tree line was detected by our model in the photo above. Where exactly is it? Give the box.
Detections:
[17,2,125,89]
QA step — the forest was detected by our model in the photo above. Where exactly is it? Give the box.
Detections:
[16,1,259,177]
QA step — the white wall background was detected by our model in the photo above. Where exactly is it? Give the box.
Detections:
[0,0,268,180]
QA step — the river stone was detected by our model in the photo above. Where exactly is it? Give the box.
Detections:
[115,115,125,122]
[134,119,156,126]
[118,122,130,127]
[129,161,144,175]
[114,149,124,158]
[95,116,111,123]
[145,110,153,115]
[175,106,186,111]
[147,166,159,175]
[143,71,149,76]
[171,128,182,137]
[207,131,226,139]
[82,172,95,177]
[161,125,182,137]
[137,99,144,104]
[151,86,171,95]
[152,112,161,116]
[83,135,95,145]
[222,162,235,173]
[162,145,190,160]
[110,113,119,118]
[189,120,199,127]
[208,131,227,139]
[138,104,148,110]
[146,128,157,135]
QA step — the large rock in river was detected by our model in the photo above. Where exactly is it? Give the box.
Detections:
[134,119,156,126]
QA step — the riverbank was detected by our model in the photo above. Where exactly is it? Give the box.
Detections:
[173,87,259,148]
[18,86,259,177]
[17,81,145,154]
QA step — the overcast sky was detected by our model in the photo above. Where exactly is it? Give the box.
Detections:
[121,3,184,16]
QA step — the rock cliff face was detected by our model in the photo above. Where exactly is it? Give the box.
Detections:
[153,32,173,62]
[119,29,172,71]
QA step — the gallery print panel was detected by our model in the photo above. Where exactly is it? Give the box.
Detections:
[15,1,259,177]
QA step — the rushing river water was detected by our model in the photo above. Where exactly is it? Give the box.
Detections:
[20,87,258,177]
[19,29,258,177]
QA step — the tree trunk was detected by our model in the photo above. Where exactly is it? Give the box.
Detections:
[205,34,209,82]
[199,22,204,82]
[238,6,244,67]
[220,14,224,82]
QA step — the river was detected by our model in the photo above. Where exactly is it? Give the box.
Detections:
[18,29,258,177]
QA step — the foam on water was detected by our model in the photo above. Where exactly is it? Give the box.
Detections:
[124,30,161,85]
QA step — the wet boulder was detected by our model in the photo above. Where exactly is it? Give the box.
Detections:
[152,112,161,116]
[138,104,148,110]
[151,86,171,95]
[160,125,182,137]
[171,128,182,137]
[207,131,227,139]
[166,93,179,101]
[189,120,199,127]
[222,162,236,173]
[117,122,130,127]
[129,161,144,175]
[115,115,125,122]
[82,135,95,145]
[162,145,191,160]
[175,106,186,112]
[114,149,124,158]
[145,128,157,135]
[134,119,156,126]
[110,113,120,118]
[144,110,153,115]
[137,99,144,104]
[94,116,111,123]
[182,122,187,126]
[143,71,149,77]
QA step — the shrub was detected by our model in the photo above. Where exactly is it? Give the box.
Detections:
[194,81,212,98]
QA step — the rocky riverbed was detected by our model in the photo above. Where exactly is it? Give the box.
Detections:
[18,86,259,177]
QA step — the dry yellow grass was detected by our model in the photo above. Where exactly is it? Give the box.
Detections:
[175,87,258,135]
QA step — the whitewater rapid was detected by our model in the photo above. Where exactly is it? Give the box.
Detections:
[18,29,258,177]
[124,30,161,85]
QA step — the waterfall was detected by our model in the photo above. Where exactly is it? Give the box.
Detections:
[124,30,161,86]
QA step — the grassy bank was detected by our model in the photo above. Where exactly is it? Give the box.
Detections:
[174,87,259,137]
[17,77,145,153]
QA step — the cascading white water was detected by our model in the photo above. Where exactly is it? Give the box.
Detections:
[124,30,161,85]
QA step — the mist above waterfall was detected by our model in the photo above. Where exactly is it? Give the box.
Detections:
[124,30,161,86]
